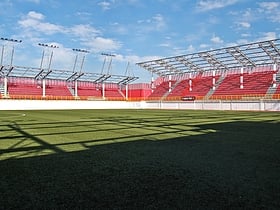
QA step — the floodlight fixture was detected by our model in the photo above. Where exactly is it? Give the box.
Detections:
[0,37,22,43]
[101,52,116,57]
[72,48,90,53]
[0,37,22,66]
[38,43,59,48]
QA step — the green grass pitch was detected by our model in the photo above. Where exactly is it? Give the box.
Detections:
[0,109,280,209]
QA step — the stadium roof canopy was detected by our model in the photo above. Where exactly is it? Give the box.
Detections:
[137,38,280,77]
[0,65,138,85]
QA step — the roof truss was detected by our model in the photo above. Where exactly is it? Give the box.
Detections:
[0,65,138,85]
[137,38,280,76]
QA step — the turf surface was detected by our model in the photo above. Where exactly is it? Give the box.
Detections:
[0,109,280,209]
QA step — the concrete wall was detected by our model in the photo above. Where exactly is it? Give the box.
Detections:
[144,100,280,111]
[0,99,279,111]
[0,100,141,110]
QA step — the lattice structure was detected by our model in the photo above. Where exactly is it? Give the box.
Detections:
[0,65,138,85]
[137,39,280,76]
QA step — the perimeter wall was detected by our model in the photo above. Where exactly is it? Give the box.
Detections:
[0,99,279,111]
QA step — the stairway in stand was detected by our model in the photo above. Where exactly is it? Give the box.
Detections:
[204,74,226,100]
[0,84,6,98]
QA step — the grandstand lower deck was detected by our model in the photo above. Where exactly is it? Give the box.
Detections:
[151,67,280,101]
[0,67,280,101]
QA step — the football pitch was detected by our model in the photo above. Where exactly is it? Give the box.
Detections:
[0,109,279,209]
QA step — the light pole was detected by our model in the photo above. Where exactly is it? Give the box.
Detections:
[37,43,59,97]
[72,48,90,73]
[71,48,89,98]
[101,52,115,74]
[0,37,22,66]
[0,37,22,98]
[100,53,116,99]
[38,43,59,72]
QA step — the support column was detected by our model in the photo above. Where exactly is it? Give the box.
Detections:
[189,79,192,91]
[168,75,172,92]
[42,79,46,97]
[4,76,8,97]
[189,73,192,91]
[125,84,128,100]
[272,64,277,88]
[240,67,244,89]
[102,83,105,99]
[151,75,154,93]
[212,70,216,90]
[75,80,78,97]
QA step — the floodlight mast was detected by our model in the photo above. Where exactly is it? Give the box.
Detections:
[101,52,115,74]
[72,48,90,73]
[71,49,90,98]
[38,43,59,72]
[0,37,22,98]
[37,43,59,97]
[0,37,22,66]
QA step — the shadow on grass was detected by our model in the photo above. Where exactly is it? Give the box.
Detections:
[0,120,280,209]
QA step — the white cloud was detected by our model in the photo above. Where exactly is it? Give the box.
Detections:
[237,21,251,29]
[111,54,144,64]
[185,34,200,43]
[196,0,239,12]
[127,55,162,64]
[159,43,171,48]
[211,34,224,44]
[270,15,280,23]
[107,54,162,73]
[17,11,122,53]
[137,14,167,33]
[199,43,210,49]
[70,24,101,38]
[242,9,254,20]
[98,1,111,10]
[241,33,251,38]
[152,14,166,30]
[123,55,142,64]
[186,45,195,53]
[230,9,253,32]
[52,46,75,69]
[86,37,122,52]
[110,22,128,35]
[24,0,40,3]
[258,32,277,41]
[26,11,44,20]
[258,2,279,10]
[18,11,65,35]
[236,39,248,45]
[258,2,280,23]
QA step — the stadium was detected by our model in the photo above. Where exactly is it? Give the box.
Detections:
[0,37,280,209]
[0,38,280,111]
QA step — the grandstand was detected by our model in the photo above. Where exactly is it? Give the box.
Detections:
[137,38,280,101]
[0,38,280,104]
[0,65,141,100]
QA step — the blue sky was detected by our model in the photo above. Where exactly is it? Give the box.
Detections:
[0,0,279,82]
